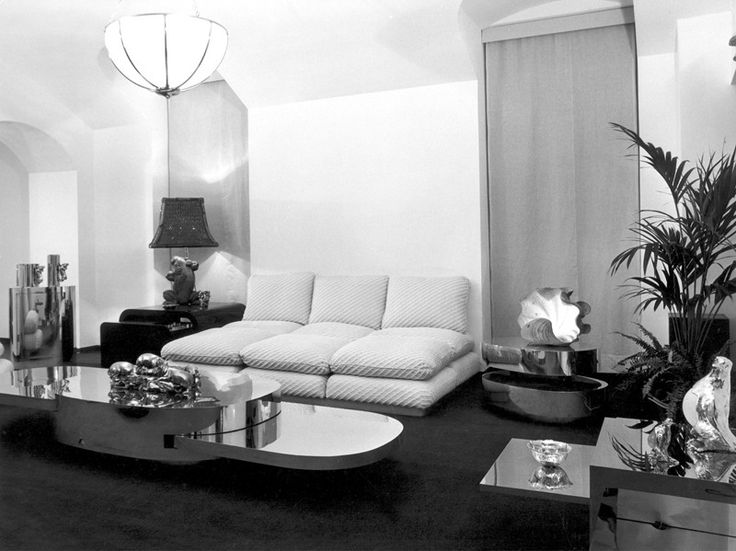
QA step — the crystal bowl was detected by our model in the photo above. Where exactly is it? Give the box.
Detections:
[527,439,572,465]
[528,464,572,490]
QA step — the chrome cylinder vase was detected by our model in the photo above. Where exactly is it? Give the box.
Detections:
[9,257,74,368]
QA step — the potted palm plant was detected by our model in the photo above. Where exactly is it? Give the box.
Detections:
[609,123,736,420]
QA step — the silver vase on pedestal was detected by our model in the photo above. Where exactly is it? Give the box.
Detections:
[9,255,74,369]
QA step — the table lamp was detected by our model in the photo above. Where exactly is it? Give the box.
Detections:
[149,197,218,307]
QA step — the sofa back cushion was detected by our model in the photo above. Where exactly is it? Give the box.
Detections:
[242,272,315,324]
[381,276,470,333]
[308,275,388,329]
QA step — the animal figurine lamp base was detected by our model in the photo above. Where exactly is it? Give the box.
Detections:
[162,255,201,308]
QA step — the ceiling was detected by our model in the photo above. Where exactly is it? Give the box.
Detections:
[0,0,484,130]
[1,0,728,132]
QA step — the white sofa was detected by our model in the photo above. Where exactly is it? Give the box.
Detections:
[161,272,481,416]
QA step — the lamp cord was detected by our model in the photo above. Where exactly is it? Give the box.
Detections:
[166,95,171,197]
[166,95,172,263]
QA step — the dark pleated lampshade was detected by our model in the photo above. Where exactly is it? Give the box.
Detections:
[149,197,219,249]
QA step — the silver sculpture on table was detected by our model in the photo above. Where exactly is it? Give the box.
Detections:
[108,353,202,407]
[683,356,736,452]
[9,254,74,368]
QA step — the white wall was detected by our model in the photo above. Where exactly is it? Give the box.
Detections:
[28,171,79,282]
[89,123,159,343]
[0,146,28,339]
[168,80,250,306]
[249,81,483,346]
[677,12,736,157]
[637,8,736,347]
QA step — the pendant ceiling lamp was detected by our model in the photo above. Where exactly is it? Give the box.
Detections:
[103,2,227,307]
[104,3,228,98]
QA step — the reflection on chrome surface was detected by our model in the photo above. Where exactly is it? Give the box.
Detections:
[186,396,282,449]
[682,356,736,452]
[9,284,75,368]
[10,366,76,399]
[528,464,572,490]
[611,420,684,474]
[687,447,736,483]
[607,420,736,480]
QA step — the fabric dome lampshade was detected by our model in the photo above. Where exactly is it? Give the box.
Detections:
[104,12,228,98]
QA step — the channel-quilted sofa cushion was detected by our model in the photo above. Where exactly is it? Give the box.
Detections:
[330,333,455,381]
[241,272,315,324]
[381,276,470,333]
[240,322,375,375]
[161,320,301,366]
[308,275,388,329]
[375,327,474,356]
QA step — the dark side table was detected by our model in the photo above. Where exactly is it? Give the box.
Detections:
[100,302,244,367]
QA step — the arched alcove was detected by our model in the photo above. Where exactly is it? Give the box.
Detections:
[0,121,79,344]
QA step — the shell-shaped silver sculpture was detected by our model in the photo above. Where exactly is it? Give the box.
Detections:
[683,356,736,451]
[517,288,590,346]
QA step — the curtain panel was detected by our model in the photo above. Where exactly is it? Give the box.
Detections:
[485,23,639,369]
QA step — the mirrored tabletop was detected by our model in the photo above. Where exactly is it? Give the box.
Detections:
[592,417,736,486]
[479,438,595,504]
[0,364,280,409]
[177,401,404,470]
[0,364,404,469]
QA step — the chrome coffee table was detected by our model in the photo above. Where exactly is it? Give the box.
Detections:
[0,364,403,468]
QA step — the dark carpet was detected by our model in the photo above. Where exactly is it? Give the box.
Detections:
[0,351,603,551]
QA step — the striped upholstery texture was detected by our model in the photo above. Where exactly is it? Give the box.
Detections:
[243,367,327,398]
[241,335,350,375]
[375,327,474,356]
[224,320,304,333]
[325,369,456,409]
[294,322,375,339]
[242,272,315,324]
[381,276,470,333]
[240,323,373,375]
[308,275,388,329]
[325,352,480,409]
[329,334,456,380]
[161,326,283,366]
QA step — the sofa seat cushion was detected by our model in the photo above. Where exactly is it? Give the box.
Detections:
[242,272,315,324]
[381,276,470,333]
[308,275,388,329]
[240,323,374,375]
[243,367,327,399]
[375,327,474,357]
[161,321,300,366]
[325,370,456,410]
[326,352,480,410]
[330,333,459,381]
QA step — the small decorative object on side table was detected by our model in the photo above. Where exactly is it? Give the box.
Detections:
[100,302,244,367]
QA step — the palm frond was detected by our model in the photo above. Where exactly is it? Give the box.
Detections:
[611,123,694,205]
[610,123,736,363]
